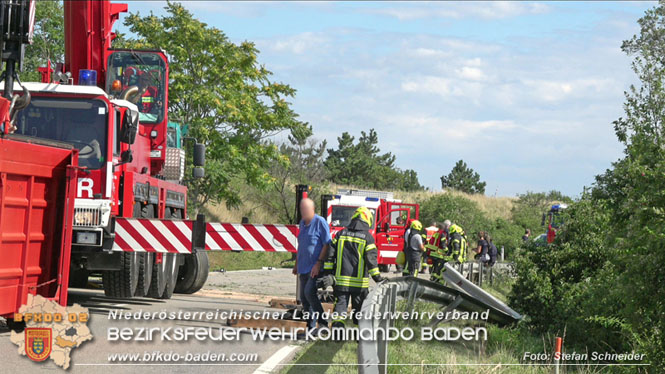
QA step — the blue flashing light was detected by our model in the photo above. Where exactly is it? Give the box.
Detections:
[334,195,341,199]
[365,197,379,202]
[78,69,97,86]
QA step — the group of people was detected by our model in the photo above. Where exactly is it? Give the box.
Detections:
[292,198,500,334]
[398,219,472,283]
[293,198,384,333]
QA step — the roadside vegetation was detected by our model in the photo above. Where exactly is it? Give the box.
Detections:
[24,1,663,372]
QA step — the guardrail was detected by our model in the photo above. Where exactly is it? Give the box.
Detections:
[357,275,522,374]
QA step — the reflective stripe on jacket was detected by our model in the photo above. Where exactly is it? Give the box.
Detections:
[324,219,379,292]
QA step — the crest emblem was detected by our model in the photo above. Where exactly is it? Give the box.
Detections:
[25,328,52,362]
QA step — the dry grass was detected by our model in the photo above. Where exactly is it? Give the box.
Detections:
[204,185,516,225]
[204,198,277,224]
[393,189,516,222]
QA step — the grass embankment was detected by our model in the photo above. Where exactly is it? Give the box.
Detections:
[281,278,598,374]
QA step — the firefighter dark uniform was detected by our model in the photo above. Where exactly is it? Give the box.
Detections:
[444,224,468,264]
[323,207,383,327]
[402,220,424,277]
[426,227,448,283]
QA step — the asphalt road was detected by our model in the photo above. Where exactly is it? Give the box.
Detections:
[0,285,301,374]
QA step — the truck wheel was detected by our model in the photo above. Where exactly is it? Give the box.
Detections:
[147,253,167,298]
[103,252,140,298]
[175,251,209,294]
[134,252,154,297]
[159,253,179,299]
[134,204,155,297]
[69,268,89,288]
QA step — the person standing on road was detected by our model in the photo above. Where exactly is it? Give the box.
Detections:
[323,207,384,330]
[293,198,331,332]
[427,222,448,283]
[403,220,424,276]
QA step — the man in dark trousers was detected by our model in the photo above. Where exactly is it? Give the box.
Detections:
[403,220,424,276]
[323,207,384,329]
[293,198,331,332]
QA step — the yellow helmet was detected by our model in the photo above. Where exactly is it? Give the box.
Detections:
[410,220,422,231]
[396,251,406,266]
[351,206,373,226]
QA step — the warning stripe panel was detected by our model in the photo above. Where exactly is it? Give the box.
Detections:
[113,218,298,253]
[205,223,298,252]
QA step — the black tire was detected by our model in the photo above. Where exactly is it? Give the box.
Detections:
[134,204,155,297]
[134,252,154,297]
[174,251,209,294]
[69,268,89,288]
[103,251,140,298]
[159,253,179,299]
[378,264,390,273]
[147,253,168,298]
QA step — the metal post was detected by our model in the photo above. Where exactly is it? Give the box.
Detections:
[478,261,483,287]
[554,337,562,374]
[295,275,301,305]
[501,246,505,262]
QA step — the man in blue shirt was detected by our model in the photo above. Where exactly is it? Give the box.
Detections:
[293,198,331,331]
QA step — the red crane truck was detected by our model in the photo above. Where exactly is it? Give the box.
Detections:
[5,0,208,300]
[6,0,306,303]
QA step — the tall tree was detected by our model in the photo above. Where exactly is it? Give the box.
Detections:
[19,0,64,82]
[324,128,422,191]
[249,125,328,224]
[117,2,307,213]
[440,160,486,194]
[598,1,665,367]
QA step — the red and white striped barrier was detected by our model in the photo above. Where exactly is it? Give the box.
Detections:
[112,218,298,253]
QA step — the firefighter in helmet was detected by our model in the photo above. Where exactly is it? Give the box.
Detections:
[402,220,424,277]
[323,206,384,329]
[426,222,448,283]
[443,219,468,265]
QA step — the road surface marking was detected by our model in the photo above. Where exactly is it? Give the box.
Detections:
[253,344,300,373]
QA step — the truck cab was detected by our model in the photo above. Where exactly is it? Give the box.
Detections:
[323,189,419,271]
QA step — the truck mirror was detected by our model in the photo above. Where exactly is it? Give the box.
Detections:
[121,109,139,144]
[193,143,205,167]
[193,166,205,179]
[121,149,133,163]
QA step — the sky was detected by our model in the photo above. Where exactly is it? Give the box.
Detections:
[118,1,656,197]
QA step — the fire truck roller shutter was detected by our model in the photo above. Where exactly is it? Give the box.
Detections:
[134,203,155,297]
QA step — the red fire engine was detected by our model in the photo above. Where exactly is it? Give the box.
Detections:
[321,189,419,272]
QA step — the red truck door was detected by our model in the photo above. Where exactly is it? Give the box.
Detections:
[375,207,412,266]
